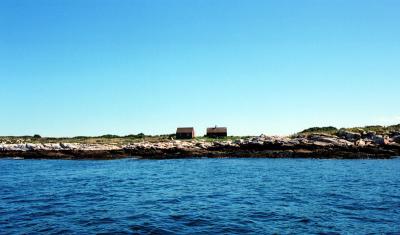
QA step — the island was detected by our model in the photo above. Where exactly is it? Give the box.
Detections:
[1,125,400,160]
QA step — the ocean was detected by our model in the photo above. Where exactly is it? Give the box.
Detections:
[0,158,399,234]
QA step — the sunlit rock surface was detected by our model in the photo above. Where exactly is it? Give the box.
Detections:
[1,133,400,159]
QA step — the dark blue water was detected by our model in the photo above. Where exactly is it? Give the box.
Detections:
[0,158,399,234]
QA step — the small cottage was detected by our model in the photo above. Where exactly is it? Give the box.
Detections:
[176,127,195,139]
[206,126,227,138]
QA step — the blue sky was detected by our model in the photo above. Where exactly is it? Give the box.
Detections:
[1,0,399,136]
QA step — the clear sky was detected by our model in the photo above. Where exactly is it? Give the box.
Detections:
[1,0,399,137]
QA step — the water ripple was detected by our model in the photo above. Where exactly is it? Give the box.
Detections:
[0,158,400,234]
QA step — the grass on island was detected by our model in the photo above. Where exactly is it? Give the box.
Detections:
[298,124,400,137]
[1,124,399,145]
[0,134,247,145]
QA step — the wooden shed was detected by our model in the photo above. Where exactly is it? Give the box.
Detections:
[176,127,195,139]
[206,126,227,138]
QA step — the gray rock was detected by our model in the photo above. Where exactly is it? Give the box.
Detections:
[312,141,333,147]
[371,135,390,145]
[338,129,362,141]
[389,131,400,138]
[391,135,400,143]
[234,139,244,145]
[365,131,377,139]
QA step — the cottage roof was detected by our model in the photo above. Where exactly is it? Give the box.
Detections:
[207,127,227,134]
[176,127,194,133]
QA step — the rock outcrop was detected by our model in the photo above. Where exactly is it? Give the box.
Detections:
[391,135,400,143]
[1,134,400,159]
[337,129,362,141]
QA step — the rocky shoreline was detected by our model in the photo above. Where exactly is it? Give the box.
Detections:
[1,131,400,160]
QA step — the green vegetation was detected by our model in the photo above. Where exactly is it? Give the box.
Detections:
[299,126,338,135]
[1,124,399,145]
[345,125,400,134]
[298,124,400,137]
[195,136,248,142]
[0,133,247,145]
[0,134,171,145]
